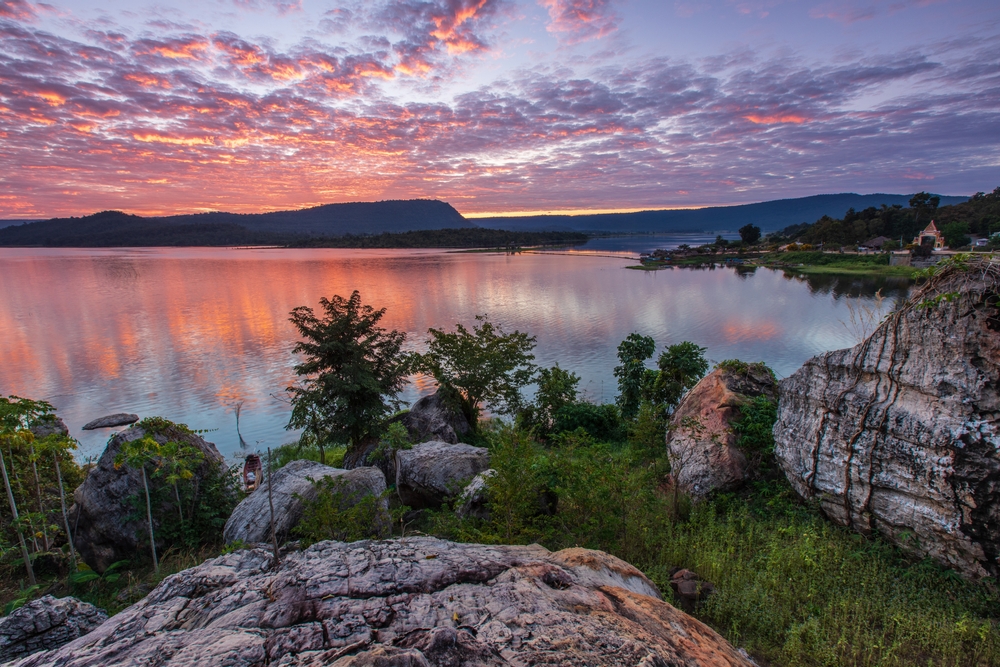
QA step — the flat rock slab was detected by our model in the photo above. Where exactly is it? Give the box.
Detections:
[8,537,754,667]
[81,414,139,430]
[0,595,107,663]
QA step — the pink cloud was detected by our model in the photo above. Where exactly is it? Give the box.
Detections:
[540,0,618,42]
[0,0,35,20]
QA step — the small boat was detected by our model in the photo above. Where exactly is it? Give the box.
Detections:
[243,454,263,492]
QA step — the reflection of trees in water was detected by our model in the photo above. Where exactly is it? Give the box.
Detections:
[95,257,139,287]
[779,270,911,302]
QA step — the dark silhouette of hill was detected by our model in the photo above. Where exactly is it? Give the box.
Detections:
[474,193,969,233]
[0,200,468,246]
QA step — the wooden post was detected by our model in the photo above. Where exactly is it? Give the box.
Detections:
[266,447,280,568]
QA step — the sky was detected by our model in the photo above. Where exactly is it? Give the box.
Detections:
[1,0,998,219]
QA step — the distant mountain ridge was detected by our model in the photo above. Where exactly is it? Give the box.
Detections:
[0,199,467,246]
[0,193,970,246]
[475,193,970,233]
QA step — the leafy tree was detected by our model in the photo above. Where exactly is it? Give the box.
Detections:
[287,291,411,453]
[613,333,656,420]
[519,365,580,433]
[115,436,162,574]
[909,191,940,227]
[941,221,971,249]
[739,224,762,245]
[154,441,204,524]
[649,342,709,416]
[417,315,537,428]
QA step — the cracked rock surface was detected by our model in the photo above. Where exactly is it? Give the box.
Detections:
[0,595,107,663]
[8,537,753,667]
[775,259,1000,577]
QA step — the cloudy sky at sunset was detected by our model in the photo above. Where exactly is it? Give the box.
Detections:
[1,0,998,219]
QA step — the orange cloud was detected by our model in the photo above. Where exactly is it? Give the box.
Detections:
[133,133,215,146]
[744,113,808,125]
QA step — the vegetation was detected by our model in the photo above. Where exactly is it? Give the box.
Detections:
[415,315,537,429]
[4,295,1000,667]
[291,228,589,249]
[286,291,412,456]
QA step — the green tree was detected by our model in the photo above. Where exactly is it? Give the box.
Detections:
[528,365,580,432]
[287,291,411,453]
[154,441,204,524]
[114,436,162,574]
[941,221,971,249]
[649,341,709,416]
[613,333,656,420]
[417,315,537,428]
[909,191,941,227]
[739,224,762,245]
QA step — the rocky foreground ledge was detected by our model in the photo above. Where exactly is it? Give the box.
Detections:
[9,537,753,667]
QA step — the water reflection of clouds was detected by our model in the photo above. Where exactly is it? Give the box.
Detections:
[0,248,900,459]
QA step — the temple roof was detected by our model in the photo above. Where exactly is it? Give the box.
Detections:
[923,220,940,233]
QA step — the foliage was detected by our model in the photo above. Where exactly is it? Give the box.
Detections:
[484,425,545,542]
[70,560,128,586]
[613,333,656,420]
[551,402,623,442]
[941,221,971,249]
[417,315,537,427]
[517,365,580,435]
[370,422,412,467]
[292,228,590,249]
[738,223,762,245]
[272,441,346,470]
[649,342,709,417]
[293,476,400,546]
[287,291,411,449]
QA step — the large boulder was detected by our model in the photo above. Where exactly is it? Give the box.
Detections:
[70,421,224,573]
[775,258,1000,577]
[395,441,490,508]
[0,595,107,663]
[342,390,472,481]
[8,537,755,667]
[397,390,472,445]
[29,416,69,440]
[223,460,386,545]
[667,364,777,498]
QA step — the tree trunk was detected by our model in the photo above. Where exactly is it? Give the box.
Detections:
[142,467,159,574]
[8,444,39,553]
[53,454,77,572]
[173,483,184,524]
[29,446,49,551]
[0,449,35,585]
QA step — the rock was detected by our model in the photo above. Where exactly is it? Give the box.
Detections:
[395,441,490,509]
[0,595,107,663]
[8,537,755,667]
[29,416,69,440]
[774,258,1000,577]
[81,413,139,430]
[342,390,472,481]
[223,460,387,545]
[666,364,777,498]
[70,421,224,573]
[398,390,472,445]
[455,469,495,520]
[669,568,715,614]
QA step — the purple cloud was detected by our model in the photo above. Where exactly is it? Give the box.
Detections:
[540,0,619,42]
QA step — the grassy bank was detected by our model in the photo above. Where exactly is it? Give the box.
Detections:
[633,250,920,277]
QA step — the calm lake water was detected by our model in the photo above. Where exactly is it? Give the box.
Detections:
[0,244,909,460]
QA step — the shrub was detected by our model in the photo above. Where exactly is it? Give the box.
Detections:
[552,402,623,441]
[293,476,398,546]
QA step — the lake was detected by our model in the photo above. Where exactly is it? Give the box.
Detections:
[0,243,909,460]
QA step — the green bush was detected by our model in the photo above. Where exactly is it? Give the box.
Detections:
[272,442,346,469]
[552,402,623,441]
[293,476,399,546]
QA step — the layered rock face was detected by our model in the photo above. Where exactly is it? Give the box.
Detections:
[71,422,225,573]
[223,461,387,545]
[775,260,1000,577]
[667,364,777,498]
[396,441,490,509]
[9,538,754,667]
[0,596,107,663]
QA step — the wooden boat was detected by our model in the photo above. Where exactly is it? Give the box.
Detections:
[243,454,263,492]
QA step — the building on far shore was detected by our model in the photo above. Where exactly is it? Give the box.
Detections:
[913,221,945,249]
